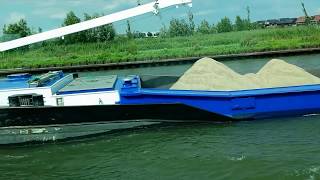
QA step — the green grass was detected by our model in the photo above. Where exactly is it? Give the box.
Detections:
[1,26,320,69]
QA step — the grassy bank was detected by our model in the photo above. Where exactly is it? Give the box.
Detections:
[1,26,320,69]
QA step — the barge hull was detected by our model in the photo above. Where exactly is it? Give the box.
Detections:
[0,104,230,127]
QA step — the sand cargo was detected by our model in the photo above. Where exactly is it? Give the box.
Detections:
[171,57,320,91]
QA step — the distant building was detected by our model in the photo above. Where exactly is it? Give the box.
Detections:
[296,15,320,25]
[143,32,160,38]
[278,18,297,26]
[311,15,320,24]
[296,16,306,25]
[256,20,266,25]
[265,19,279,27]
[255,14,320,27]
[133,31,160,38]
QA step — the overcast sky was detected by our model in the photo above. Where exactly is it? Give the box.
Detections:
[0,0,320,34]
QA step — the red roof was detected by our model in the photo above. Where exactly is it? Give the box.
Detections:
[313,15,320,21]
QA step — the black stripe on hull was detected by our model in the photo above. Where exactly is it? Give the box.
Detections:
[0,104,231,127]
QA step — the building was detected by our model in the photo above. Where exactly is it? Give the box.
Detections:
[133,31,160,38]
[255,14,320,27]
[311,15,320,24]
[265,19,280,27]
[296,15,320,25]
[296,16,306,25]
[277,18,297,26]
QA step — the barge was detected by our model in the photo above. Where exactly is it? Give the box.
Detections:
[1,71,320,144]
[2,0,319,144]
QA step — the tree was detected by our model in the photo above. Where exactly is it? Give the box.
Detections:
[83,13,98,42]
[235,16,244,31]
[63,11,81,26]
[243,19,252,30]
[84,13,116,42]
[3,19,31,38]
[159,25,168,38]
[97,23,116,42]
[216,17,233,33]
[197,20,211,34]
[168,18,193,37]
[126,20,133,39]
[210,24,217,34]
[188,11,195,34]
[62,11,85,43]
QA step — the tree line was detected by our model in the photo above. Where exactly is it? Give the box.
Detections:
[2,11,116,44]
[2,8,259,44]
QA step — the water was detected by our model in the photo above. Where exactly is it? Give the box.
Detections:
[1,117,320,179]
[78,53,320,76]
[1,54,320,179]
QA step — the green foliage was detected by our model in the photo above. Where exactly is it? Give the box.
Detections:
[0,34,21,42]
[1,26,319,69]
[83,13,116,42]
[3,19,31,38]
[63,11,81,26]
[188,11,195,34]
[126,20,133,39]
[235,16,252,31]
[235,16,245,31]
[197,20,211,34]
[62,11,85,44]
[168,19,193,37]
[159,26,168,38]
[83,13,99,42]
[164,12,195,37]
[126,41,138,55]
[216,17,233,33]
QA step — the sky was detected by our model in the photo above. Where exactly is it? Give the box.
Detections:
[0,0,320,35]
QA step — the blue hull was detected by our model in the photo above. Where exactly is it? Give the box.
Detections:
[120,76,320,120]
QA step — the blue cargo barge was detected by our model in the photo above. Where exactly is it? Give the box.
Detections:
[121,75,320,120]
[1,71,320,144]
[1,72,320,124]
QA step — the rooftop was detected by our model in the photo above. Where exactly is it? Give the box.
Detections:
[58,75,117,95]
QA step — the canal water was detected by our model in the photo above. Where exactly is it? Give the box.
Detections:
[1,54,320,179]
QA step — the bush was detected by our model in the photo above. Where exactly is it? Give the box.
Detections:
[217,17,233,33]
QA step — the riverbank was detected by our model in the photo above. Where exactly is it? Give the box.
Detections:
[1,48,320,75]
[0,26,319,70]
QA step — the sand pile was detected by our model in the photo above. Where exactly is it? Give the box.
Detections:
[256,59,320,88]
[170,57,320,91]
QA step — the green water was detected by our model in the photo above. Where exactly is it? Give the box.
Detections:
[78,53,320,76]
[1,117,319,179]
[1,54,320,179]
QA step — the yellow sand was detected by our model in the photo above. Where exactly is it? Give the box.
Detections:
[170,57,320,91]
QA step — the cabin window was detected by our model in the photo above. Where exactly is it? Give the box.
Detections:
[56,97,64,106]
